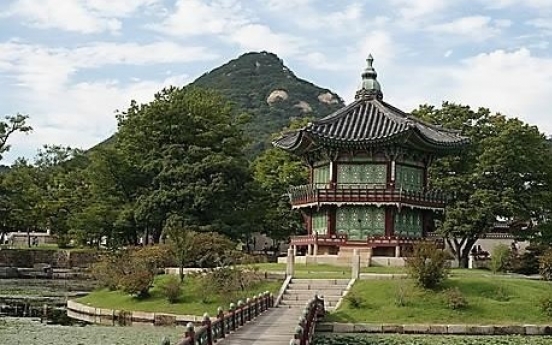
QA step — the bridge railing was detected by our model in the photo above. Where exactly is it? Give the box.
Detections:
[162,291,274,345]
[290,295,325,345]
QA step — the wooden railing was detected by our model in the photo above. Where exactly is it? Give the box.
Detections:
[290,295,325,345]
[290,234,430,247]
[289,184,448,209]
[167,291,274,345]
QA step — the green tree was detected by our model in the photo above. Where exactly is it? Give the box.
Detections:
[0,114,32,161]
[116,87,254,243]
[252,118,310,243]
[414,103,552,267]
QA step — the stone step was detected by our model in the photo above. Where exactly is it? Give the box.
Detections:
[284,291,343,298]
[287,284,346,291]
[280,300,341,307]
[290,279,350,285]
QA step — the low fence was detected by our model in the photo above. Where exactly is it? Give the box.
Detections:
[67,300,205,326]
[291,295,325,345]
[169,291,274,345]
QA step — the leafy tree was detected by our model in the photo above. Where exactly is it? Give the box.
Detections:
[116,87,255,243]
[252,118,310,243]
[0,114,32,161]
[414,103,552,267]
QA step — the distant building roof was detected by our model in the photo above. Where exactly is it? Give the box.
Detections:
[273,56,469,155]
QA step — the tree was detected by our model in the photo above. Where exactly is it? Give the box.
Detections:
[252,118,310,243]
[0,114,32,161]
[414,103,552,267]
[116,87,254,243]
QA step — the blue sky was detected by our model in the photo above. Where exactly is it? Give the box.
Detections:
[1,0,552,163]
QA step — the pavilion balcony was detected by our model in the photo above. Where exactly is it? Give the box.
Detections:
[289,233,441,247]
[289,184,449,210]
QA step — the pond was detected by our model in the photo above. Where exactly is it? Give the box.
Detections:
[314,334,552,345]
[0,318,184,345]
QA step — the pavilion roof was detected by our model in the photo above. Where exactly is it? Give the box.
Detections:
[273,56,469,155]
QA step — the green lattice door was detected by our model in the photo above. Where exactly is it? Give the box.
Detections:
[312,211,327,236]
[336,207,385,240]
[337,164,387,186]
[394,209,422,237]
[396,165,423,191]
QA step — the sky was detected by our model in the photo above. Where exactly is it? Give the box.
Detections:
[1,0,552,163]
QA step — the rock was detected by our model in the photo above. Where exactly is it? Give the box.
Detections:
[353,323,382,333]
[293,101,312,113]
[403,324,430,334]
[447,325,468,334]
[318,92,339,105]
[266,90,288,104]
[332,322,354,332]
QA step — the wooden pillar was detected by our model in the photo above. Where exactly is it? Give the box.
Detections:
[330,160,337,189]
[327,206,336,235]
[385,208,395,237]
[304,210,313,236]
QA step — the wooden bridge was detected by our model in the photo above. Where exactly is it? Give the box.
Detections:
[170,278,350,345]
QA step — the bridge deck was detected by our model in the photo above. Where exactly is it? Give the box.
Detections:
[217,307,302,345]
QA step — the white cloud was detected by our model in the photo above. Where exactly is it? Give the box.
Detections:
[151,0,250,37]
[389,0,450,20]
[482,0,552,8]
[3,0,159,34]
[3,73,191,163]
[386,48,552,134]
[427,16,507,41]
[527,18,552,31]
[229,24,305,57]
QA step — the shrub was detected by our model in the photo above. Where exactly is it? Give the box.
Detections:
[91,246,171,298]
[197,265,263,300]
[490,244,513,274]
[492,284,511,302]
[445,287,468,310]
[345,292,365,309]
[394,281,411,307]
[404,241,449,290]
[512,250,540,275]
[161,276,182,303]
[540,249,552,281]
[540,296,552,317]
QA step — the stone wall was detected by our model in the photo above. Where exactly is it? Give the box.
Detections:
[0,249,99,268]
[317,322,552,335]
[66,300,202,326]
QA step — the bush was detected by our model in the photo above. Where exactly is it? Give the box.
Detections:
[512,250,540,275]
[490,244,513,274]
[345,292,365,309]
[540,249,552,281]
[394,281,412,307]
[445,287,468,310]
[196,265,264,300]
[540,296,552,317]
[91,246,171,298]
[404,242,449,290]
[161,275,182,303]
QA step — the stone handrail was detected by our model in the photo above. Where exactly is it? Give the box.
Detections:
[275,275,293,307]
[290,295,325,345]
[172,291,274,345]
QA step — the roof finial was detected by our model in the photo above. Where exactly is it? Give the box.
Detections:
[356,54,382,100]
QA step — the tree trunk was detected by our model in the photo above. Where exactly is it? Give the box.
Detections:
[446,236,478,268]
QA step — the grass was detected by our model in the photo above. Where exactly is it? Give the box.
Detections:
[328,275,552,324]
[76,274,282,316]
[249,263,405,278]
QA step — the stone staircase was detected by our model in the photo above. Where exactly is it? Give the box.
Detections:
[279,278,350,311]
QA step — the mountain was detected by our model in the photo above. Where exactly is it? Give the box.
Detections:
[191,52,345,154]
[90,52,345,156]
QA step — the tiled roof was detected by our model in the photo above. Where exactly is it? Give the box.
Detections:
[273,97,469,153]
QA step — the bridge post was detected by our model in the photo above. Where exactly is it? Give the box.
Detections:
[229,303,236,331]
[202,313,213,345]
[286,247,295,277]
[217,307,225,338]
[184,322,195,342]
[237,300,244,326]
[352,248,360,279]
[246,298,251,321]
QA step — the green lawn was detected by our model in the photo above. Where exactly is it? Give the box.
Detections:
[250,263,405,278]
[77,275,282,317]
[328,276,552,324]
